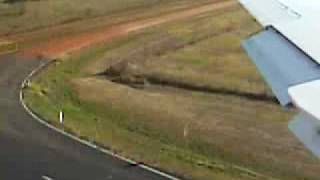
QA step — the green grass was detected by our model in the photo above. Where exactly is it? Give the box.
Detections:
[24,4,320,180]
[25,44,254,180]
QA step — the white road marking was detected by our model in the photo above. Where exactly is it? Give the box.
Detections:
[42,175,54,180]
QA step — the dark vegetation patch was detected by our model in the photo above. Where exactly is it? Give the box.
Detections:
[103,61,277,103]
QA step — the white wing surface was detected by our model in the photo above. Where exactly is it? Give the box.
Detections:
[239,0,320,157]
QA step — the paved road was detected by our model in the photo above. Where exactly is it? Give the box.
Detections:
[0,54,167,180]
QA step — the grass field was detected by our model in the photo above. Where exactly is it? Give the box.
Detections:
[0,0,214,37]
[24,3,320,180]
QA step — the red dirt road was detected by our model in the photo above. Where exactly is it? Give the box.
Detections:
[22,1,237,58]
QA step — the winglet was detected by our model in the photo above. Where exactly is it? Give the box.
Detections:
[242,27,320,106]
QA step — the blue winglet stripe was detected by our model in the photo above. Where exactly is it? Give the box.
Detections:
[242,27,320,106]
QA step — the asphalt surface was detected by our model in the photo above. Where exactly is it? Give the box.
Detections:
[0,54,167,180]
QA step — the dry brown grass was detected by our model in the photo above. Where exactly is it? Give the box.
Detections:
[0,0,215,35]
[86,8,271,97]
[68,7,320,179]
[72,71,312,179]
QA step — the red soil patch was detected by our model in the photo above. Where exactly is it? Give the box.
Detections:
[21,1,236,59]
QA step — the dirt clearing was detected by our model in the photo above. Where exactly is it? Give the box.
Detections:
[21,1,237,58]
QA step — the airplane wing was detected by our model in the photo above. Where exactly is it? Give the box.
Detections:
[238,0,320,157]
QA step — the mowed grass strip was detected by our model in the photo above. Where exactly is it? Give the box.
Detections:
[24,4,320,180]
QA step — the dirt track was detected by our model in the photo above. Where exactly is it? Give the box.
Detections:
[21,1,237,58]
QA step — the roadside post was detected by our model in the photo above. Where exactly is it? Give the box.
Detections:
[59,111,64,124]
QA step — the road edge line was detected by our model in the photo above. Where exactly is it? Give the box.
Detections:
[19,60,180,180]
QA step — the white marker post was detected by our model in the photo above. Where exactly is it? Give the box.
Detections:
[42,175,54,180]
[59,111,64,124]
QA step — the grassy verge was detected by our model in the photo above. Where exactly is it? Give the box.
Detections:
[24,4,319,180]
[25,44,267,180]
[23,42,315,180]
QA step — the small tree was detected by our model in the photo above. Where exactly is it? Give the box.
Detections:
[3,0,25,16]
